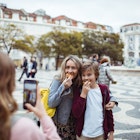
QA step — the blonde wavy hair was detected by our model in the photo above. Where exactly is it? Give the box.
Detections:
[56,55,82,87]
[0,52,18,140]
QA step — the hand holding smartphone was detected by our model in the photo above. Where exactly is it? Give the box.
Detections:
[23,79,38,109]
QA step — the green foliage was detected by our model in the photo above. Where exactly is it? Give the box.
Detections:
[0,23,124,65]
[82,30,124,63]
[36,28,83,69]
[0,24,24,54]
[36,33,52,57]
[14,35,35,54]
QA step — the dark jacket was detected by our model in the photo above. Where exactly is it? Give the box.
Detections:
[72,84,114,139]
[22,58,28,70]
[32,60,37,73]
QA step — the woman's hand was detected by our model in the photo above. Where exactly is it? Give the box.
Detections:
[25,86,46,119]
[62,77,73,89]
[105,101,115,110]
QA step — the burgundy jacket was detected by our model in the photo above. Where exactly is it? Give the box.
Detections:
[72,84,114,140]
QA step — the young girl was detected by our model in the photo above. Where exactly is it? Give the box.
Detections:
[72,60,114,140]
[0,52,61,140]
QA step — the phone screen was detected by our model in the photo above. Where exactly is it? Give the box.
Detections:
[23,80,37,109]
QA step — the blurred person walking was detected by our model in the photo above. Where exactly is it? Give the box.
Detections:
[98,55,117,87]
[89,53,100,65]
[18,56,28,81]
[27,57,37,78]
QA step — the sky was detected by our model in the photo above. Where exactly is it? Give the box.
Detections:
[1,0,140,32]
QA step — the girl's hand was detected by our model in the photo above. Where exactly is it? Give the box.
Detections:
[80,81,91,98]
[108,131,114,140]
[25,86,46,119]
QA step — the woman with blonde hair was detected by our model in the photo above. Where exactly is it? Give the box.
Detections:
[48,55,118,139]
[48,55,82,139]
[0,52,61,140]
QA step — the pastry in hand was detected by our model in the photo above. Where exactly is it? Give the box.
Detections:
[83,80,91,85]
[66,73,73,79]
[83,80,90,85]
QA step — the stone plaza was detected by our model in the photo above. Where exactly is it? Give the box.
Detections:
[13,68,140,140]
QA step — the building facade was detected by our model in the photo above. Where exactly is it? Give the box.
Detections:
[120,23,140,67]
[0,3,113,35]
[0,3,114,69]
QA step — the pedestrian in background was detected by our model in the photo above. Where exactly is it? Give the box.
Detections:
[48,55,117,139]
[0,52,61,140]
[89,53,100,65]
[18,56,28,81]
[72,60,114,140]
[27,57,37,78]
[98,55,117,87]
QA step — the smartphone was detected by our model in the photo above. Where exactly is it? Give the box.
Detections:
[23,79,38,109]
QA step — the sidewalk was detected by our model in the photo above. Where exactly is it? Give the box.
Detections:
[14,69,140,140]
[110,66,140,76]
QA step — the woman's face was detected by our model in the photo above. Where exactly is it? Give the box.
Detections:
[65,59,78,79]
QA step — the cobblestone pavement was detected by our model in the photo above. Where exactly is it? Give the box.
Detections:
[14,69,140,140]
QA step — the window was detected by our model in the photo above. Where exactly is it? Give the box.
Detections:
[124,28,127,32]
[55,20,60,25]
[4,13,10,18]
[136,26,139,30]
[66,21,71,26]
[29,17,34,21]
[128,52,134,57]
[21,16,26,21]
[60,20,66,26]
[127,35,135,50]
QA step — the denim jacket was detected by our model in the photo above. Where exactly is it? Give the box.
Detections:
[48,78,73,125]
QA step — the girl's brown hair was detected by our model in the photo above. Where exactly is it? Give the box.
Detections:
[0,52,18,140]
[57,55,82,87]
[82,60,99,80]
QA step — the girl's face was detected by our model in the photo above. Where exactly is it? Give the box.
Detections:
[82,69,96,87]
[65,60,78,79]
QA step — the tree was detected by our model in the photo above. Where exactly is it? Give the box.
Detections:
[82,30,124,63]
[36,27,83,70]
[0,24,24,54]
[14,34,35,54]
[101,32,124,63]
[82,30,104,57]
[36,33,52,68]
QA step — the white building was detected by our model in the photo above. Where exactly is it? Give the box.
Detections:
[120,23,140,67]
[0,3,113,69]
